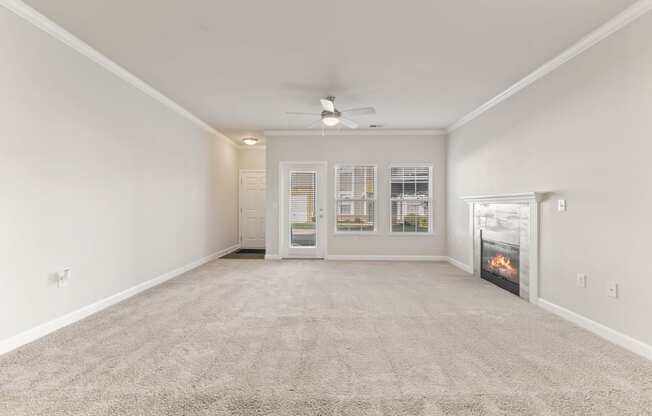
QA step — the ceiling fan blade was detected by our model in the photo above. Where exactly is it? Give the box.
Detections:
[340,117,358,129]
[286,111,320,116]
[340,107,376,116]
[320,98,335,112]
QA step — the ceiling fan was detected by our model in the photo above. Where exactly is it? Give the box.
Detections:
[286,96,376,129]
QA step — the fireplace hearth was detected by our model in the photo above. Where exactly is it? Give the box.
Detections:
[481,236,520,296]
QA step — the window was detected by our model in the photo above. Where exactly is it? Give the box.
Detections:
[289,171,316,247]
[335,165,376,232]
[390,165,432,233]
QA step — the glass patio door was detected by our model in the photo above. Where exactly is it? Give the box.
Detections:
[281,162,326,258]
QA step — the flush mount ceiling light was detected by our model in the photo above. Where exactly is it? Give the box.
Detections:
[242,137,259,146]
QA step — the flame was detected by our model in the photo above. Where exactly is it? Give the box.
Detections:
[487,254,516,278]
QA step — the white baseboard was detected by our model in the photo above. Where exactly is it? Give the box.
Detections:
[538,298,652,362]
[325,255,447,262]
[0,243,240,356]
[264,254,282,260]
[446,257,474,274]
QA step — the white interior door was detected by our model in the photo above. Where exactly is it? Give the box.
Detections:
[239,170,266,249]
[280,162,326,259]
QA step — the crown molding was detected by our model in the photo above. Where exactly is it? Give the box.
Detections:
[461,192,546,204]
[6,0,650,139]
[264,129,447,137]
[0,0,236,146]
[447,0,652,133]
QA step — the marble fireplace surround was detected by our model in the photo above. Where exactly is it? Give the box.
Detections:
[461,193,544,304]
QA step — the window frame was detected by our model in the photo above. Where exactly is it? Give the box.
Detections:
[388,163,434,236]
[333,164,378,235]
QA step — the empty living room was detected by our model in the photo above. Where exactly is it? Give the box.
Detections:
[3,0,652,415]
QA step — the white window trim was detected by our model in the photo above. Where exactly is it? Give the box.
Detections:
[334,164,378,235]
[388,163,434,236]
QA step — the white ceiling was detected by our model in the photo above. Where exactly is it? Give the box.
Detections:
[24,0,638,135]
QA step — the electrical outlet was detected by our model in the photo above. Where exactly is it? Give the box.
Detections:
[607,282,618,299]
[558,199,567,212]
[57,268,71,288]
[576,273,587,288]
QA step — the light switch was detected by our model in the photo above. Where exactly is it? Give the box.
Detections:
[576,273,587,288]
[558,199,567,212]
[607,282,618,299]
[57,268,71,288]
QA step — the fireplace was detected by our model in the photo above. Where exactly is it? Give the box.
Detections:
[463,193,542,303]
[481,236,520,296]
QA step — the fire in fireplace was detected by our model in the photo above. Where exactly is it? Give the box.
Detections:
[481,237,520,296]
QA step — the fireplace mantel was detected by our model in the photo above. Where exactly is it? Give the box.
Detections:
[461,192,544,304]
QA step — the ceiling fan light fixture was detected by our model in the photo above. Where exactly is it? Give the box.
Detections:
[322,116,340,127]
[242,137,259,146]
[287,96,375,129]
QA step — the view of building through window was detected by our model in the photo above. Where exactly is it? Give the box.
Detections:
[390,166,432,233]
[335,166,376,232]
[289,171,316,247]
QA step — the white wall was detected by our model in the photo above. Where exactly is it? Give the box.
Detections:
[266,134,446,257]
[238,147,266,170]
[447,13,652,346]
[0,8,238,342]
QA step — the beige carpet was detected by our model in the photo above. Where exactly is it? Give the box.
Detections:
[1,260,651,415]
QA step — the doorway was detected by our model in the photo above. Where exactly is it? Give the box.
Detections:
[239,170,266,249]
[279,162,327,259]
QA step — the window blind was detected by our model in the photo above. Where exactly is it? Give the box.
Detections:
[390,166,432,233]
[289,171,316,247]
[335,165,376,232]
